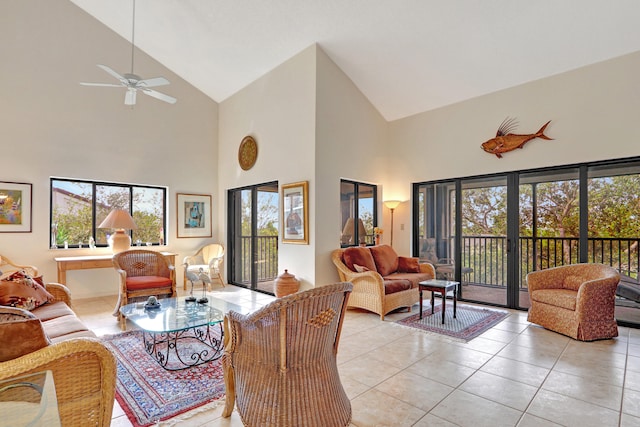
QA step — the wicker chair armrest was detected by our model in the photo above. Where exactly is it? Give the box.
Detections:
[0,255,38,277]
[419,262,436,278]
[43,283,72,305]
[208,255,223,270]
[0,338,116,427]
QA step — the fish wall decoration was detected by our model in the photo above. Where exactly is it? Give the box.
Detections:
[481,118,553,158]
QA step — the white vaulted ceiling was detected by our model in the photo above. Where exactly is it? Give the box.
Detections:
[70,0,640,121]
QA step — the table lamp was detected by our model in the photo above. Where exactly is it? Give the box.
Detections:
[98,209,137,253]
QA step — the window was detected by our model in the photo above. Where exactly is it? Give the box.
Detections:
[50,178,167,248]
[340,180,378,247]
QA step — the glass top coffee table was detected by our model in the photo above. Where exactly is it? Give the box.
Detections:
[120,296,250,370]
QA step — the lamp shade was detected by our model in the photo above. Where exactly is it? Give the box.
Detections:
[384,200,401,210]
[98,209,137,230]
[98,209,137,253]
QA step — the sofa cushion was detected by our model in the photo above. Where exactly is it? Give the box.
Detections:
[383,279,412,295]
[48,329,96,344]
[342,247,377,273]
[31,301,76,322]
[41,314,94,340]
[385,272,434,288]
[126,276,173,290]
[397,256,421,273]
[531,289,578,311]
[0,270,54,310]
[0,309,50,362]
[370,245,399,276]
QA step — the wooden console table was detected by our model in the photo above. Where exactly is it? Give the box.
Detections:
[54,252,177,285]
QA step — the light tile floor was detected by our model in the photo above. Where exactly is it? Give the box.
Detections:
[74,285,640,427]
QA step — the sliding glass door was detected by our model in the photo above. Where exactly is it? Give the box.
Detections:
[414,157,640,326]
[228,182,279,294]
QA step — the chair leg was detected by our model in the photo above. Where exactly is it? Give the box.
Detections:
[215,272,225,287]
[112,293,123,317]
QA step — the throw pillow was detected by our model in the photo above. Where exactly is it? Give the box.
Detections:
[397,256,421,273]
[353,264,370,273]
[0,270,54,310]
[0,308,50,362]
[369,245,399,276]
[343,247,377,273]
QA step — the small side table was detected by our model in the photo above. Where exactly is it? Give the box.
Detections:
[418,279,459,324]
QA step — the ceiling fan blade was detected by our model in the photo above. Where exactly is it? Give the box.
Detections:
[142,88,177,104]
[97,64,127,85]
[79,82,123,87]
[125,88,137,105]
[138,77,170,88]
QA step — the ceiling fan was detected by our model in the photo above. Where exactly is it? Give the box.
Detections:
[80,0,176,106]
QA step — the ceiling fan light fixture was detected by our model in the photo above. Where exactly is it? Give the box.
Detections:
[79,0,177,106]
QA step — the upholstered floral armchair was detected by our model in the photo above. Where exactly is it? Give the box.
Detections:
[527,263,620,341]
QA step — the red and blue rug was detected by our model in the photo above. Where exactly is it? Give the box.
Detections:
[101,330,225,427]
[396,302,509,342]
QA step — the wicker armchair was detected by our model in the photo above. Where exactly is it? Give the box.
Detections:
[331,248,435,320]
[112,250,176,321]
[0,334,116,427]
[222,282,353,427]
[527,263,620,341]
[182,243,225,290]
[0,254,38,278]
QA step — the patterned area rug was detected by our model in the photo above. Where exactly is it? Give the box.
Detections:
[101,330,225,427]
[396,302,509,342]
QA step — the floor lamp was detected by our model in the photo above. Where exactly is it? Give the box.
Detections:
[383,200,401,247]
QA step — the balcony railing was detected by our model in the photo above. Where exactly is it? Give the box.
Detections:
[458,235,640,289]
[238,234,639,293]
[235,235,279,285]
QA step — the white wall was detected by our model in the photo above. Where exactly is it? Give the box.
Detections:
[315,48,390,284]
[5,2,640,297]
[218,45,317,289]
[388,51,640,256]
[0,0,219,298]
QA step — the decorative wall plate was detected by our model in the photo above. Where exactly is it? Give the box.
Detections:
[238,135,258,170]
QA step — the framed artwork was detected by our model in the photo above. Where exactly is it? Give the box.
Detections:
[177,193,212,238]
[282,181,309,244]
[0,181,32,233]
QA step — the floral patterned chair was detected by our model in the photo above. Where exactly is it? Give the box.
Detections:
[527,263,620,341]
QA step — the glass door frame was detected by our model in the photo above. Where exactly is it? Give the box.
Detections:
[227,181,278,293]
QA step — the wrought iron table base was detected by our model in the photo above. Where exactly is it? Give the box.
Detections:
[142,323,224,371]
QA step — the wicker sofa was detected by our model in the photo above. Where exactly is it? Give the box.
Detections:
[0,257,116,427]
[332,245,435,320]
[527,263,620,341]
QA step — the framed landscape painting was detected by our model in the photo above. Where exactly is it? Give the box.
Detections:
[177,193,212,238]
[0,181,32,233]
[282,181,309,244]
